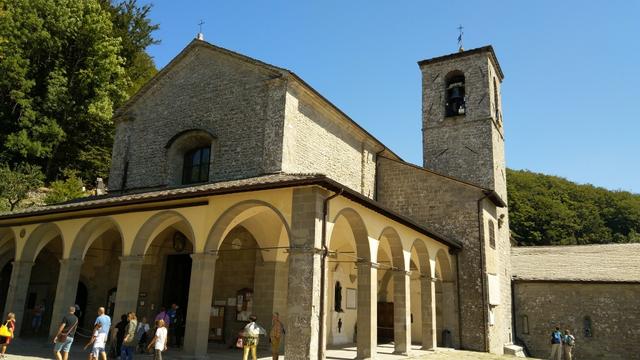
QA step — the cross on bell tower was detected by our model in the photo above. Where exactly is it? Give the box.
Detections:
[457,25,464,52]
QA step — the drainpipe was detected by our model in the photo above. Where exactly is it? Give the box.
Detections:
[318,188,343,360]
[476,193,490,352]
[454,249,463,347]
[373,146,386,201]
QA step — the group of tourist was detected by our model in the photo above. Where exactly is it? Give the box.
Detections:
[0,306,285,360]
[52,306,167,360]
[549,326,576,360]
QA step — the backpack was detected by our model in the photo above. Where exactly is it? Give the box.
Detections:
[551,331,562,344]
[565,335,575,346]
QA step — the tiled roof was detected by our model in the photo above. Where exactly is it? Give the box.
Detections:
[0,173,322,218]
[511,244,640,283]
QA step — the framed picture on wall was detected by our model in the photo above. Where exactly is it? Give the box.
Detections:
[346,288,357,309]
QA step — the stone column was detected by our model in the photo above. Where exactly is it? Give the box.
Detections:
[393,270,411,355]
[183,253,217,358]
[283,187,325,360]
[113,256,144,320]
[356,260,377,359]
[49,258,83,337]
[420,276,437,350]
[3,261,33,336]
[441,281,459,348]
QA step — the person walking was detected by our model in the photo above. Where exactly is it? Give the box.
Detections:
[53,306,79,360]
[147,320,167,360]
[32,302,45,334]
[83,323,107,360]
[548,326,563,360]
[269,313,285,360]
[563,329,576,360]
[242,315,266,360]
[166,304,178,347]
[114,314,129,358]
[95,307,111,337]
[0,312,16,359]
[121,313,138,360]
[135,317,150,354]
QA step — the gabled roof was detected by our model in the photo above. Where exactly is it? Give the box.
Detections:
[114,39,402,160]
[512,244,640,283]
[417,45,504,80]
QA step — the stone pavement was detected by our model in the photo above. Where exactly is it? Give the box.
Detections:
[3,338,534,360]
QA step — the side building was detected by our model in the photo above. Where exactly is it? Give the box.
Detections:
[512,244,640,360]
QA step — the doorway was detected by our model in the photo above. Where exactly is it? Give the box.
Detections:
[75,282,88,327]
[162,254,192,312]
[0,262,12,316]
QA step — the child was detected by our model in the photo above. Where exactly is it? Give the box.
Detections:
[84,323,107,360]
[147,320,167,360]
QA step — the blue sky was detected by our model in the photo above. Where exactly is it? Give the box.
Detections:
[140,1,639,193]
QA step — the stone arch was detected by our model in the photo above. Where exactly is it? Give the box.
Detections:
[70,217,124,259]
[165,128,216,186]
[205,200,291,256]
[131,211,196,256]
[411,239,431,278]
[435,249,454,282]
[0,228,17,269]
[329,208,370,260]
[377,226,405,270]
[21,223,64,262]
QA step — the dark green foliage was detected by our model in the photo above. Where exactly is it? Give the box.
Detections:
[44,169,85,205]
[507,169,640,246]
[0,0,157,185]
[0,162,44,211]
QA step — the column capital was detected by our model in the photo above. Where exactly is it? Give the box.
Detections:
[59,258,84,266]
[420,275,438,283]
[118,255,145,263]
[392,268,412,276]
[287,246,323,256]
[190,252,218,262]
[11,260,34,267]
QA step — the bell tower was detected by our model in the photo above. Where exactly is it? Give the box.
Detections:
[419,46,506,200]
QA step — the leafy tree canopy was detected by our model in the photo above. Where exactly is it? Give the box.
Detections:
[44,169,86,205]
[0,162,44,211]
[0,0,157,184]
[507,169,640,246]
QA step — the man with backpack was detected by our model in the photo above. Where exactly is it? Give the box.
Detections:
[563,329,576,360]
[549,326,563,360]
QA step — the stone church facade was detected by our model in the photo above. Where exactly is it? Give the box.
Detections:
[0,40,512,359]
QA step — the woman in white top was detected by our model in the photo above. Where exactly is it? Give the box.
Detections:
[146,319,167,360]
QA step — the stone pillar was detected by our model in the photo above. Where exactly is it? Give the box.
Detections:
[356,261,377,359]
[3,261,33,336]
[441,281,459,348]
[49,258,83,337]
[420,276,437,350]
[284,188,325,360]
[183,253,217,358]
[113,256,144,321]
[393,270,411,355]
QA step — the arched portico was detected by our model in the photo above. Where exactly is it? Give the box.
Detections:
[327,207,376,359]
[410,239,437,350]
[435,248,458,348]
[183,200,291,357]
[0,229,16,319]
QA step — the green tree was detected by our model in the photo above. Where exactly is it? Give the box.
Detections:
[0,0,158,184]
[44,169,86,205]
[0,162,44,211]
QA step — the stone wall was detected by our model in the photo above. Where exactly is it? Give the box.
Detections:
[109,45,286,191]
[377,156,484,350]
[281,84,378,198]
[513,281,640,360]
[420,49,506,199]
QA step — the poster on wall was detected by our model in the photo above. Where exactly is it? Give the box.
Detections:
[346,288,357,309]
[236,288,253,321]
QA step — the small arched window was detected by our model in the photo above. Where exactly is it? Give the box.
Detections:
[583,316,593,337]
[182,146,210,184]
[334,281,343,312]
[488,219,496,249]
[445,71,466,117]
[493,77,501,121]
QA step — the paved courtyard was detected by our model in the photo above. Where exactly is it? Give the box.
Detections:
[3,338,534,360]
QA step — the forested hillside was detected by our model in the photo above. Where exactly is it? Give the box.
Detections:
[507,169,640,246]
